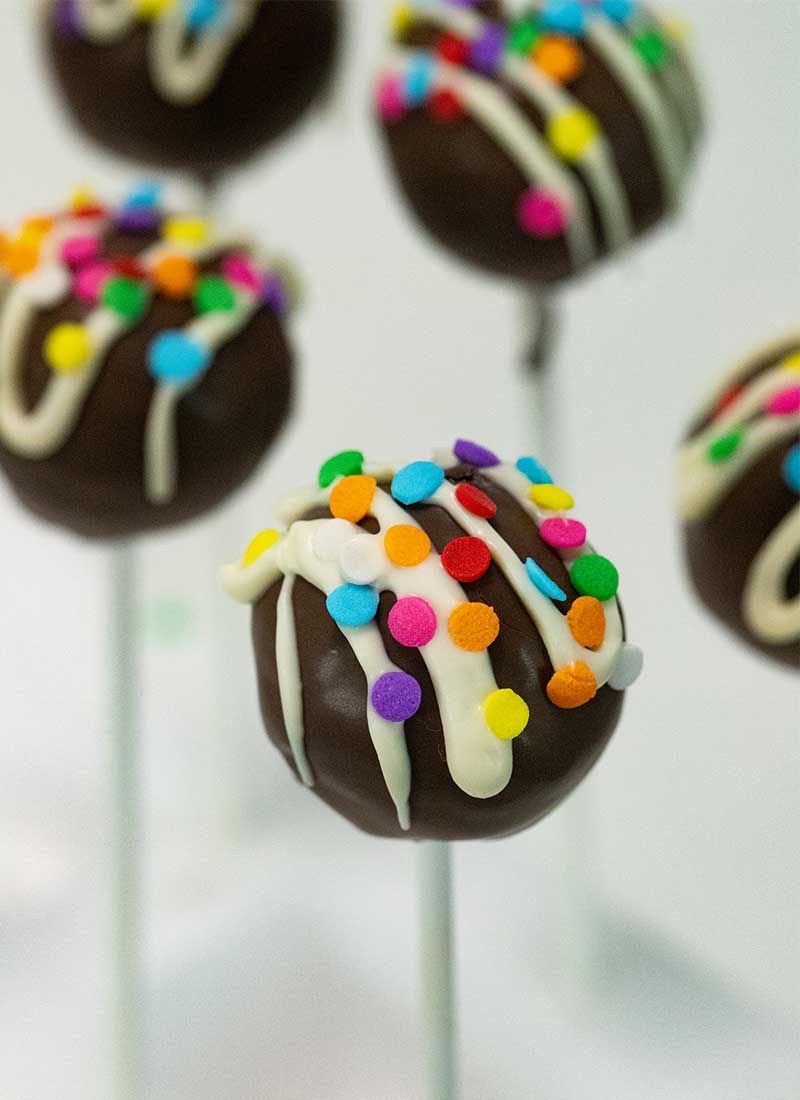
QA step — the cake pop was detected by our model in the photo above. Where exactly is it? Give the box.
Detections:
[0,184,295,539]
[678,335,800,670]
[376,0,702,282]
[43,0,341,179]
[222,442,643,839]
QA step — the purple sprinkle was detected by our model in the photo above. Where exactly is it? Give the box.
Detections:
[54,0,80,36]
[371,672,422,724]
[115,206,162,233]
[468,23,507,74]
[453,439,500,468]
[262,272,288,316]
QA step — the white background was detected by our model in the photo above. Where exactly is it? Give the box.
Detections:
[1,2,799,1098]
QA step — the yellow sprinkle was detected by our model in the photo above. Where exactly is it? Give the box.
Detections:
[135,0,175,17]
[547,108,599,161]
[529,484,574,511]
[659,15,692,44]
[782,352,800,374]
[70,186,96,212]
[20,216,54,244]
[391,3,414,36]
[483,689,530,741]
[242,529,280,567]
[44,323,93,375]
[163,217,211,246]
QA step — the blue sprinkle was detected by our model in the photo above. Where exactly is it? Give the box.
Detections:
[784,444,800,494]
[602,0,636,22]
[186,0,228,31]
[125,181,163,209]
[516,456,553,485]
[392,461,445,505]
[326,584,380,628]
[148,331,210,384]
[404,53,435,107]
[541,0,585,35]
[525,558,567,602]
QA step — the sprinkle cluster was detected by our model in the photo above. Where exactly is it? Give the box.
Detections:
[0,185,288,384]
[54,0,233,38]
[705,353,800,469]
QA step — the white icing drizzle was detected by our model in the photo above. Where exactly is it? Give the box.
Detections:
[0,211,268,505]
[744,505,800,645]
[75,0,256,106]
[222,457,634,828]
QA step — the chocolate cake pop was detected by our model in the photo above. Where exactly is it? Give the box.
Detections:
[375,0,702,282]
[0,185,295,539]
[678,336,800,671]
[222,442,643,840]
[43,0,340,178]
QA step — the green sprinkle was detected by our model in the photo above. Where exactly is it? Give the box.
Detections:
[571,554,619,603]
[318,450,364,488]
[193,274,236,315]
[101,276,148,322]
[508,17,540,55]
[633,29,670,69]
[708,427,744,464]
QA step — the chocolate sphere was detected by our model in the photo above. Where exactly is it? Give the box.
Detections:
[223,443,642,840]
[0,186,294,539]
[43,0,340,178]
[677,335,800,670]
[376,0,702,282]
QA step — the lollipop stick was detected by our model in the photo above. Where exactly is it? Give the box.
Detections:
[109,542,143,1100]
[418,841,458,1100]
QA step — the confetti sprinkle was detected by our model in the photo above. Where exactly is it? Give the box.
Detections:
[518,188,568,239]
[391,461,444,504]
[516,455,553,484]
[326,584,380,628]
[242,529,280,566]
[540,517,587,549]
[388,596,438,648]
[765,385,800,417]
[148,330,210,384]
[455,482,497,519]
[441,536,492,583]
[101,275,149,322]
[525,558,566,602]
[540,0,585,36]
[547,661,598,708]
[567,596,606,649]
[152,254,198,299]
[483,688,529,740]
[468,21,507,74]
[75,261,113,304]
[454,439,500,467]
[44,323,92,374]
[783,445,800,494]
[405,52,436,106]
[384,524,432,567]
[319,450,364,488]
[193,274,237,314]
[529,484,574,510]
[377,75,405,122]
[448,601,500,651]
[547,107,599,160]
[571,554,619,602]
[61,235,100,268]
[371,671,422,723]
[330,475,377,523]
[533,34,584,83]
[707,428,744,464]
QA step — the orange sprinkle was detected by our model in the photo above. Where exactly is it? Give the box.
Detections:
[567,597,606,650]
[21,216,54,243]
[0,232,8,266]
[5,239,39,277]
[152,254,199,299]
[384,523,431,567]
[533,34,584,84]
[330,475,377,523]
[448,601,500,652]
[546,662,597,709]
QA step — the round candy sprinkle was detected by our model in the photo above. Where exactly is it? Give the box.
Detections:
[533,34,584,83]
[765,385,800,417]
[101,275,148,322]
[468,22,507,74]
[608,643,644,691]
[61,235,100,268]
[23,264,70,307]
[113,257,148,281]
[193,274,237,315]
[262,272,289,316]
[5,240,40,277]
[187,0,227,32]
[540,517,587,550]
[405,52,435,106]
[330,475,376,524]
[453,439,500,468]
[602,0,635,21]
[436,32,470,66]
[529,484,574,511]
[391,3,414,36]
[547,662,598,709]
[221,253,262,294]
[516,455,553,484]
[326,584,380,628]
[430,88,466,122]
[448,601,500,652]
[377,75,405,122]
[384,524,431,567]
[633,28,669,69]
[371,671,422,723]
[44,322,92,374]
[75,261,113,304]
[571,554,619,602]
[388,596,438,648]
[242,528,280,567]
[712,384,744,419]
[483,689,529,741]
[455,482,497,519]
[312,518,354,562]
[525,557,566,602]
[21,216,54,243]
[319,450,364,488]
[163,217,210,245]
[148,331,210,384]
[541,0,585,36]
[707,427,744,464]
[116,206,161,233]
[152,254,198,299]
[783,444,800,494]
[567,596,606,650]
[391,461,444,504]
[441,536,491,583]
[518,188,567,239]
[547,108,598,160]
[783,352,800,373]
[508,16,541,55]
[123,180,162,207]
[340,535,385,585]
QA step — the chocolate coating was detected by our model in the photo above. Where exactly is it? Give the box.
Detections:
[43,1,340,177]
[250,468,625,841]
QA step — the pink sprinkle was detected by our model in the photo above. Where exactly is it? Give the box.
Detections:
[765,385,800,417]
[517,189,568,239]
[540,517,587,550]
[377,76,405,122]
[62,235,101,268]
[388,596,438,648]
[221,253,262,294]
[74,261,113,304]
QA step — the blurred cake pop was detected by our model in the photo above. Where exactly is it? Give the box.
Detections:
[678,335,800,670]
[222,442,643,839]
[43,0,341,178]
[376,0,702,281]
[0,184,295,539]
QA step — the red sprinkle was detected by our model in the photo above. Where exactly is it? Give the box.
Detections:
[455,482,497,519]
[712,384,744,419]
[437,32,470,66]
[113,257,147,280]
[73,203,107,219]
[441,537,491,583]
[430,89,466,121]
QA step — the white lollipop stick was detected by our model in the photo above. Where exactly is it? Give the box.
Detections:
[418,841,458,1100]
